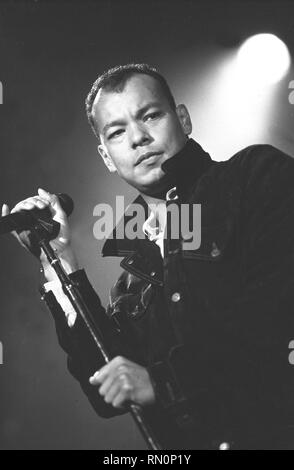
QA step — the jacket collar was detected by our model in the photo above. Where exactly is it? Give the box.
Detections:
[102,138,214,258]
[160,138,213,200]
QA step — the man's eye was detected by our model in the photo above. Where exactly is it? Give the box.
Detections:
[109,129,124,139]
[144,111,161,121]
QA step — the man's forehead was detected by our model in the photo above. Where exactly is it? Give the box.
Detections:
[92,74,166,121]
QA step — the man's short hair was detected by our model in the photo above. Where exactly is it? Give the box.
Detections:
[85,63,176,141]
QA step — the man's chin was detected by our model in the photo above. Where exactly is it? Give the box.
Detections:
[136,173,173,199]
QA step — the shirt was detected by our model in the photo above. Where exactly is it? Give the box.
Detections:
[44,199,167,327]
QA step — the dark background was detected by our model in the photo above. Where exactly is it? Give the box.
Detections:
[0,0,293,449]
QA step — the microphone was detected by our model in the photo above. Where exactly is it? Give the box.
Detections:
[0,193,74,236]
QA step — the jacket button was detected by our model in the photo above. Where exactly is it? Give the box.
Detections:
[150,271,156,277]
[128,259,134,265]
[171,292,181,302]
[219,442,230,450]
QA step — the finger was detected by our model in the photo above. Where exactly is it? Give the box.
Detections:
[89,369,104,385]
[34,198,49,209]
[2,203,9,217]
[103,380,123,404]
[98,374,118,397]
[104,374,133,407]
[90,361,114,382]
[11,201,34,213]
[89,363,123,388]
[11,197,48,213]
[37,188,51,200]
[89,357,130,386]
[89,365,111,385]
[112,388,132,409]
[38,188,65,219]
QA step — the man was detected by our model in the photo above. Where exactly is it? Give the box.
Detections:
[3,63,294,449]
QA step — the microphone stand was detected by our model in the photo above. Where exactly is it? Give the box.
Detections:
[32,221,162,451]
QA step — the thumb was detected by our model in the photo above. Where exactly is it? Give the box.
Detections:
[37,188,65,219]
[2,203,10,217]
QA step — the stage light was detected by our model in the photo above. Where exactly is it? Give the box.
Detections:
[177,35,291,161]
[237,34,291,85]
[184,49,277,160]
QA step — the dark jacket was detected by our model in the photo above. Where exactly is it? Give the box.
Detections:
[41,139,294,449]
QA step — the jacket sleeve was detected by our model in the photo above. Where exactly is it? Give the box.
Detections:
[40,268,126,418]
[148,145,294,442]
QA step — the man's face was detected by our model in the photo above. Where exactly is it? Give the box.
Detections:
[92,74,192,195]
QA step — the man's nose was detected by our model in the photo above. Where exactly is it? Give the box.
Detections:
[130,123,152,148]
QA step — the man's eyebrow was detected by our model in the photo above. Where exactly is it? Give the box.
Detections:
[102,119,126,135]
[102,102,162,135]
[135,102,162,119]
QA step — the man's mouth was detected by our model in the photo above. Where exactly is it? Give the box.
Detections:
[135,152,162,166]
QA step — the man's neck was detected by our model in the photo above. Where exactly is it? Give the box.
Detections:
[141,193,164,207]
[141,193,167,234]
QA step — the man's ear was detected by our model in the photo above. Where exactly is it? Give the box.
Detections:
[176,104,192,135]
[97,144,117,173]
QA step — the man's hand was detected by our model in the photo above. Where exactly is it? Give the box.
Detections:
[2,188,78,280]
[89,356,156,409]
